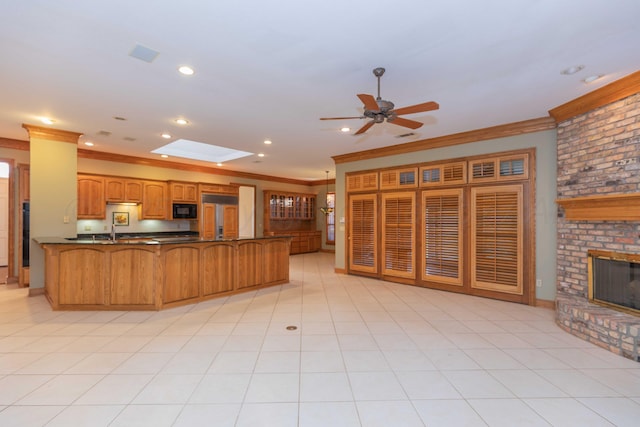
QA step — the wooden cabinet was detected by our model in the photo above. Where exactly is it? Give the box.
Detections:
[78,175,105,219]
[169,181,198,203]
[140,180,168,219]
[272,230,321,254]
[222,205,238,239]
[266,191,316,220]
[19,165,30,201]
[105,177,143,203]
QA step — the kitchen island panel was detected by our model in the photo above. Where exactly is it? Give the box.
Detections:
[110,248,156,306]
[59,248,106,306]
[163,246,200,304]
[202,243,235,296]
[237,241,263,289]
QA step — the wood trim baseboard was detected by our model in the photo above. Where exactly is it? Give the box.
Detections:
[549,70,640,122]
[334,268,347,274]
[536,298,555,310]
[28,287,45,297]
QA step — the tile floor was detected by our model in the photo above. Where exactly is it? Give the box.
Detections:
[0,252,639,426]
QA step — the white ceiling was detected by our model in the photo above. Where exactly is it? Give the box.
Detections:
[1,0,639,181]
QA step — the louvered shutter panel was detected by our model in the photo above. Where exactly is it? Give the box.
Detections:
[470,160,497,182]
[471,185,523,295]
[349,194,377,273]
[442,162,466,184]
[382,192,415,278]
[422,189,463,285]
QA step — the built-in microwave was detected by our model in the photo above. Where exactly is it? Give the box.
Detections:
[172,203,197,219]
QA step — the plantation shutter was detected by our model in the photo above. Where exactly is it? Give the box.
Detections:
[381,192,415,278]
[349,194,377,273]
[422,189,463,285]
[471,185,523,295]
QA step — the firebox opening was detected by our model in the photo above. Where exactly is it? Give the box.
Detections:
[588,250,640,316]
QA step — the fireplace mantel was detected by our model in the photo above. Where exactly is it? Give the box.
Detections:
[556,193,640,221]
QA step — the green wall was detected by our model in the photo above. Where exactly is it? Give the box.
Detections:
[334,130,558,301]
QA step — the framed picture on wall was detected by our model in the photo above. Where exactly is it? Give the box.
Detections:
[113,212,129,226]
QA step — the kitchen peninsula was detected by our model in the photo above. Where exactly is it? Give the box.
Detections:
[36,235,291,310]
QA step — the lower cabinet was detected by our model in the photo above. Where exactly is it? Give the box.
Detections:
[41,237,292,310]
[272,230,321,254]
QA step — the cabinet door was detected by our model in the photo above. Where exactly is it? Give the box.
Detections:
[140,181,167,219]
[105,177,125,202]
[223,205,238,239]
[170,182,198,203]
[201,203,216,239]
[78,175,105,219]
[381,192,415,279]
[125,180,143,202]
[348,193,377,274]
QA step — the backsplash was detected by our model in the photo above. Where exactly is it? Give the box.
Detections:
[77,204,194,235]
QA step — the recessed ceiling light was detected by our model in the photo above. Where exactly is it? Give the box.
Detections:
[84,141,94,147]
[160,154,169,158]
[341,127,350,133]
[178,65,195,76]
[264,139,272,145]
[258,153,265,157]
[561,65,584,75]
[40,117,55,125]
[217,162,223,167]
[175,118,189,125]
[161,133,171,139]
[583,74,604,84]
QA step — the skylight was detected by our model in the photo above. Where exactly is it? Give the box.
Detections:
[152,139,253,163]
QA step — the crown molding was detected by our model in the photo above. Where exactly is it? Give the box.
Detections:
[332,117,556,164]
[549,70,640,123]
[21,124,83,144]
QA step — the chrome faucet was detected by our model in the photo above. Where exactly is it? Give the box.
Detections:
[110,224,116,242]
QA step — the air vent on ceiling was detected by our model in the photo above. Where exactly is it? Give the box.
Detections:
[123,137,136,142]
[96,130,112,137]
[129,44,159,63]
[396,132,416,138]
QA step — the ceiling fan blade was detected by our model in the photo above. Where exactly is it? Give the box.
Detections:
[393,101,439,116]
[357,94,380,111]
[354,120,375,135]
[320,116,364,120]
[388,116,423,129]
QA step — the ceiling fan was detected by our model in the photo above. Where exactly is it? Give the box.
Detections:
[320,67,439,135]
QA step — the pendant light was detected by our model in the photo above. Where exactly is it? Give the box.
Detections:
[320,170,333,215]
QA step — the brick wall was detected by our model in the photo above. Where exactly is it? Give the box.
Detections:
[556,92,640,360]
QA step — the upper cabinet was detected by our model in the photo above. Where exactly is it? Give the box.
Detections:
[78,174,106,219]
[105,177,143,203]
[140,180,168,219]
[169,181,198,203]
[265,191,316,220]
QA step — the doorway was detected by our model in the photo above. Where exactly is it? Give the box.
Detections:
[0,161,14,284]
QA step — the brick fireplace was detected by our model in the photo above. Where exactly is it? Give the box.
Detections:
[554,89,640,361]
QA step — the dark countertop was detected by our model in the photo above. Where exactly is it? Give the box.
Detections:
[34,234,292,245]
